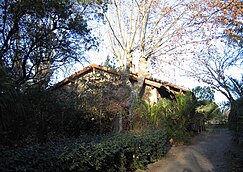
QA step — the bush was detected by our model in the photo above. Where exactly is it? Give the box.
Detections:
[0,130,167,172]
[0,87,116,147]
[133,92,198,143]
[229,98,243,145]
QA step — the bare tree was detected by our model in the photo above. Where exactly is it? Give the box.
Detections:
[206,0,243,47]
[187,43,242,103]
[184,0,243,103]
[104,0,207,118]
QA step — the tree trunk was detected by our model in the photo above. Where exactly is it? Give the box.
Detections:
[128,57,148,129]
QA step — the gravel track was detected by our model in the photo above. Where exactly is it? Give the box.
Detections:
[137,128,234,172]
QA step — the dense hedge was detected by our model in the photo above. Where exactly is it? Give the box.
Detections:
[229,98,243,145]
[0,130,167,172]
[0,88,116,147]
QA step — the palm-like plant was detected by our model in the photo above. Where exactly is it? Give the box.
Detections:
[136,92,197,141]
[196,100,221,123]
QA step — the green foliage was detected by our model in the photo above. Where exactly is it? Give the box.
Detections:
[0,130,167,171]
[228,76,243,99]
[102,55,118,69]
[133,92,198,142]
[0,69,26,146]
[196,100,222,122]
[229,97,243,145]
[0,67,131,146]
[192,86,215,102]
[192,86,226,124]
[227,76,243,145]
[0,86,115,147]
[0,0,106,89]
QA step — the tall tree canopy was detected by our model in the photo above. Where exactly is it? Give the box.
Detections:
[186,0,243,103]
[0,0,106,90]
[113,1,209,67]
[208,0,243,48]
[192,86,215,102]
[104,0,209,116]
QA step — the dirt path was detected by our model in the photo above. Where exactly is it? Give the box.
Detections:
[137,128,234,172]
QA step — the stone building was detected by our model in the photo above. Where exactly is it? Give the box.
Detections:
[51,64,189,104]
[50,64,190,133]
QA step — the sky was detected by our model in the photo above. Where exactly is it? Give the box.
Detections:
[74,35,242,105]
[54,1,243,105]
[62,26,242,105]
[48,39,241,105]
[70,47,242,105]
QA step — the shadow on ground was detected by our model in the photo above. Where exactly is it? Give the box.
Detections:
[137,127,235,172]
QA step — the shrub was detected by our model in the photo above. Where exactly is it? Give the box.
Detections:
[133,92,198,143]
[229,98,243,145]
[0,130,167,171]
[0,87,116,147]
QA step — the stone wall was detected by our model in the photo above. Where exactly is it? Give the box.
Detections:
[141,86,160,104]
[53,68,177,108]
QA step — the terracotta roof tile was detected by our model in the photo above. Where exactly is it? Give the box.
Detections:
[50,64,189,93]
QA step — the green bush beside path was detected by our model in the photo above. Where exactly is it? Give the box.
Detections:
[0,130,167,172]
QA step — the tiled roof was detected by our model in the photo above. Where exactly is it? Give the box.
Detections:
[50,64,189,93]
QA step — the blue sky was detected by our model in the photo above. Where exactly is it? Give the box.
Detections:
[70,50,242,105]
[52,1,243,105]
